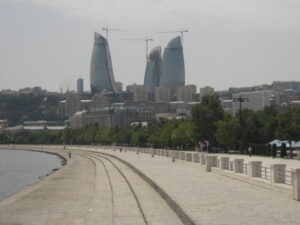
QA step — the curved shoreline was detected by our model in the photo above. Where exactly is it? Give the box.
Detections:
[0,148,67,204]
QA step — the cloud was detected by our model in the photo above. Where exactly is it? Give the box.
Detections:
[10,0,300,29]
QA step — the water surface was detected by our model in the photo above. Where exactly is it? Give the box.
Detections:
[0,149,63,200]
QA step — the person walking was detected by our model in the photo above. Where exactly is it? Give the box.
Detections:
[69,152,71,159]
[248,146,253,157]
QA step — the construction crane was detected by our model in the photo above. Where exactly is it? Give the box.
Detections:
[157,29,188,47]
[121,38,154,60]
[102,26,127,41]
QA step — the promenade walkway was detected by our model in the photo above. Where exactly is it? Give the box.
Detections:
[91,148,300,225]
[0,147,182,225]
[1,145,300,225]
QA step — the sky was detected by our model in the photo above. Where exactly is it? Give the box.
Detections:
[1,0,300,92]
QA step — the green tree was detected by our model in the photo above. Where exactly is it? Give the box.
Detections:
[276,107,300,158]
[191,94,224,145]
[171,122,194,148]
[215,113,240,150]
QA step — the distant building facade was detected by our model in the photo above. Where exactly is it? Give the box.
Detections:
[200,86,215,101]
[77,78,84,95]
[177,85,196,102]
[90,32,118,95]
[232,90,279,115]
[126,84,148,102]
[70,106,154,129]
[115,82,123,92]
[154,86,171,103]
[272,81,300,93]
[159,36,185,90]
[92,93,111,109]
[62,92,82,116]
[144,47,162,92]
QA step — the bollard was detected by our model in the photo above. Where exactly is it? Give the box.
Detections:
[292,168,300,201]
[151,151,155,158]
[165,150,170,157]
[200,154,206,165]
[185,153,192,162]
[173,151,179,159]
[171,152,176,162]
[271,164,286,184]
[205,155,217,172]
[192,153,200,163]
[220,157,230,170]
[233,159,244,173]
[180,152,186,160]
[249,161,262,178]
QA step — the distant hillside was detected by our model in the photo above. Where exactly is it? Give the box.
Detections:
[0,94,67,126]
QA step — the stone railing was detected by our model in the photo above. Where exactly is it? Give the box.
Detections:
[1,144,300,201]
[103,146,300,201]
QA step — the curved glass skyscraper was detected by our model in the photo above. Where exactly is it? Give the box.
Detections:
[159,36,185,90]
[90,32,117,95]
[144,46,162,92]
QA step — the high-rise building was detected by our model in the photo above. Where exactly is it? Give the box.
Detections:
[90,32,118,95]
[155,86,171,103]
[177,85,196,102]
[159,36,185,90]
[126,84,148,102]
[200,86,215,101]
[144,47,162,92]
[77,78,84,95]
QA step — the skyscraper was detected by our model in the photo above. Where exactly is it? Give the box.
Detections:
[144,46,162,92]
[77,78,84,95]
[90,32,118,95]
[159,36,185,90]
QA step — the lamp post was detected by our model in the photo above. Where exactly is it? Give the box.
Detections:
[233,96,249,152]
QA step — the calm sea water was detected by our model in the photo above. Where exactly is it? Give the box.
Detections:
[0,149,63,201]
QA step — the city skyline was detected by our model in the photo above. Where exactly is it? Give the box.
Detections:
[1,0,300,92]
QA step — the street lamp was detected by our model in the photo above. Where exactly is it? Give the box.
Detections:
[233,96,249,152]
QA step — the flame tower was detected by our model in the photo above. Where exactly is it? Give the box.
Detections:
[90,32,118,95]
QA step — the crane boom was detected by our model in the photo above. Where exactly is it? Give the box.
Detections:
[101,26,127,40]
[156,29,188,47]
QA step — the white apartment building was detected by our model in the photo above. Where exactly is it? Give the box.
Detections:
[232,90,278,115]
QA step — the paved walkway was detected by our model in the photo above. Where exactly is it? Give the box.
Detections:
[91,148,300,225]
[0,147,182,225]
[1,145,300,225]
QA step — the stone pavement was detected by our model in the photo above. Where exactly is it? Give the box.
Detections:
[1,145,300,225]
[0,152,96,225]
[93,148,300,225]
[0,147,183,225]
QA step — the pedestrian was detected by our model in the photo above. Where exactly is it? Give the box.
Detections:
[248,146,252,157]
[69,152,71,159]
[120,148,123,153]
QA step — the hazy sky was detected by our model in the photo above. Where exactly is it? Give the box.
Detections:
[1,0,300,92]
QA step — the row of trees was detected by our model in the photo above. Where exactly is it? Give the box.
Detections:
[1,95,300,155]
